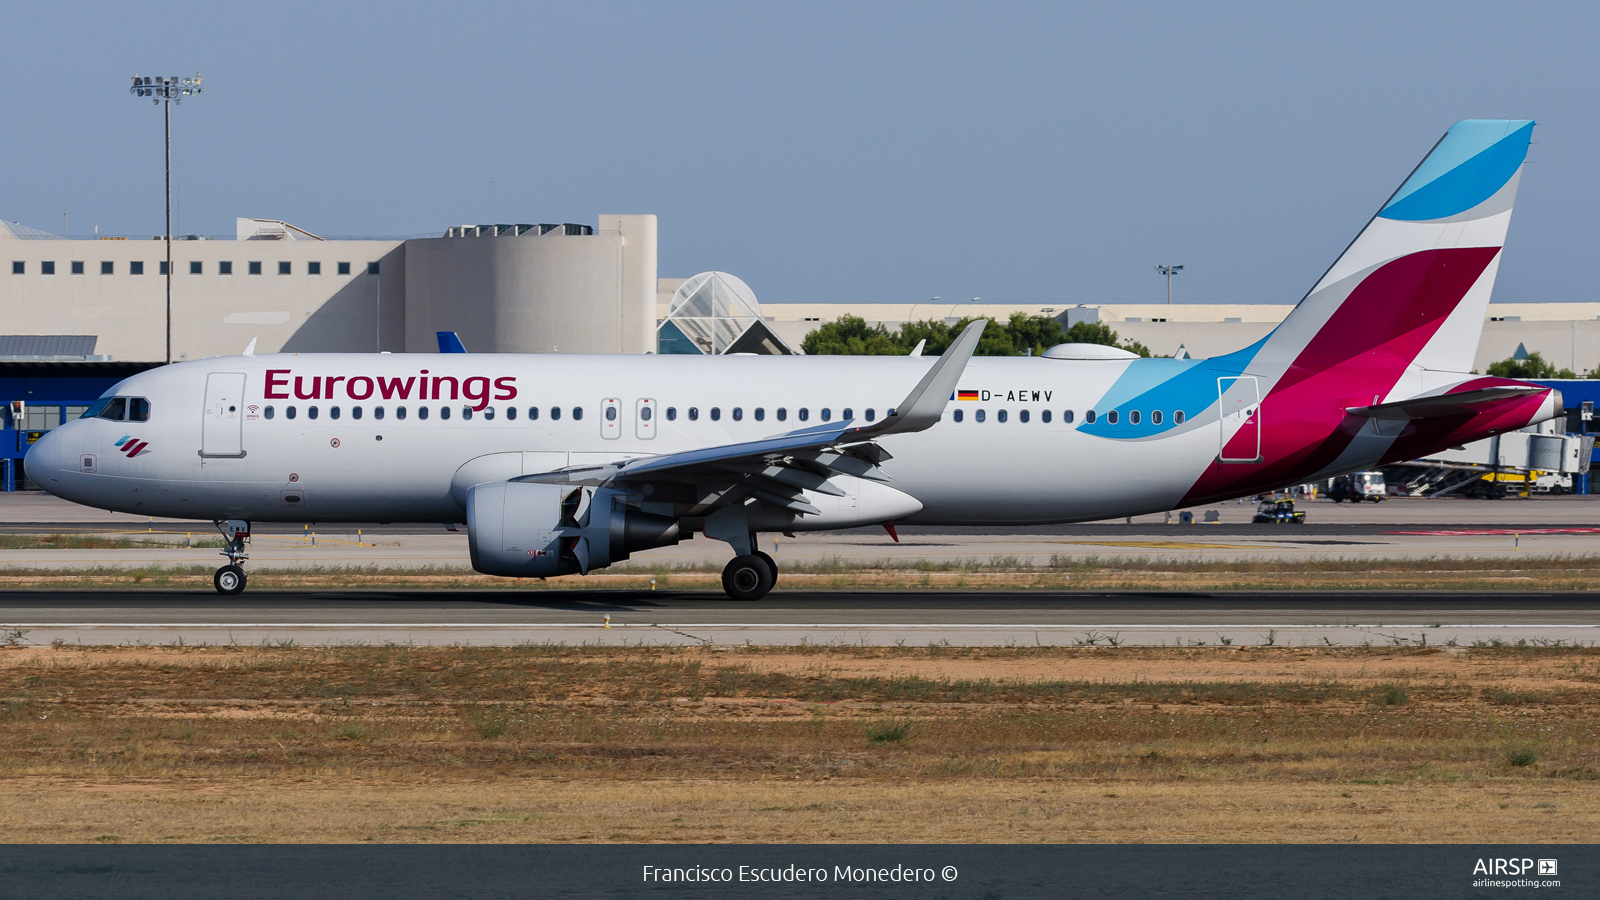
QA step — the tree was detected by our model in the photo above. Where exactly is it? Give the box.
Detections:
[1486,351,1575,380]
[1062,321,1151,358]
[800,315,903,356]
[802,313,1074,357]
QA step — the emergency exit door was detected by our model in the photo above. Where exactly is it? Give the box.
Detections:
[201,372,247,458]
[1218,376,1262,463]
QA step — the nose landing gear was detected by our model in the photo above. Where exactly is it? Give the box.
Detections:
[212,519,251,595]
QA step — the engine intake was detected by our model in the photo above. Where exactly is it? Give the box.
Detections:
[466,482,681,577]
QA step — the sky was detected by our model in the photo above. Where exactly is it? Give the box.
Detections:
[4,1,1598,308]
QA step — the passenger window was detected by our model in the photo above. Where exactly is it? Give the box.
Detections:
[732,407,742,421]
[287,406,297,420]
[1019,410,1029,423]
[440,406,451,420]
[309,406,319,420]
[504,407,514,421]
[1151,410,1162,425]
[688,407,699,421]
[484,407,495,420]
[842,408,853,420]
[1107,410,1119,424]
[953,409,963,423]
[1085,410,1095,424]
[1041,410,1051,423]
[1130,410,1140,424]
[396,406,407,420]
[754,408,764,421]
[374,406,385,420]
[330,406,341,420]
[998,409,1008,423]
[1175,410,1185,424]
[461,407,473,420]
[418,406,429,420]
[640,406,651,421]
[976,409,986,423]
[352,406,363,420]
[128,398,150,422]
[710,407,722,421]
[605,406,617,421]
[666,407,676,421]
[798,408,808,421]
[264,406,275,420]
[100,398,127,421]
[1064,410,1074,423]
[572,407,582,420]
[821,408,831,422]
[528,407,538,420]
[550,407,560,421]
[776,408,787,421]
[865,408,875,422]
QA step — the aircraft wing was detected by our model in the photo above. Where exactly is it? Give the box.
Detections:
[513,320,987,515]
[1345,385,1545,420]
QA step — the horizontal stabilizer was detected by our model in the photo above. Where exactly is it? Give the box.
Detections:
[1345,385,1543,419]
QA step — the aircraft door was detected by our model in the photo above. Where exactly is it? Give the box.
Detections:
[201,372,248,458]
[1217,376,1261,463]
[601,397,621,440]
[636,398,656,440]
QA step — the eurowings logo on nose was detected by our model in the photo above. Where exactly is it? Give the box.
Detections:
[113,435,150,458]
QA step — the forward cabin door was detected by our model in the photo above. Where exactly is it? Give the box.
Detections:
[1217,376,1262,463]
[201,372,247,458]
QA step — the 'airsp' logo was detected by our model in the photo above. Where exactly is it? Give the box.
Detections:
[113,435,150,458]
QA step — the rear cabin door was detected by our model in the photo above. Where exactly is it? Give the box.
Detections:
[201,372,247,458]
[1217,376,1262,463]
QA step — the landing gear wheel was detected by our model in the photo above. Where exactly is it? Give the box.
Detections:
[722,554,774,601]
[754,551,779,586]
[214,565,247,595]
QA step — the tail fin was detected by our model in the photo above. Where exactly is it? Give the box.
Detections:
[1254,119,1533,384]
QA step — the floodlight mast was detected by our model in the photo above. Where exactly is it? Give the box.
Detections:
[1155,264,1184,305]
[129,74,203,365]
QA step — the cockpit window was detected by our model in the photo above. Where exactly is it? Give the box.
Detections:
[90,396,150,422]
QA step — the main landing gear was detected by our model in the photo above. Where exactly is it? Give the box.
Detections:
[212,519,251,595]
[722,553,777,601]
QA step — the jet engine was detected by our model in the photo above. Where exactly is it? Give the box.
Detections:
[466,482,682,578]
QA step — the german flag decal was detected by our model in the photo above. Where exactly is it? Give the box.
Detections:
[956,390,980,401]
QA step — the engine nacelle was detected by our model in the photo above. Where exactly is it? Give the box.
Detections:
[466,482,682,578]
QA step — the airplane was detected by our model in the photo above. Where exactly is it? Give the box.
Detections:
[26,119,1558,600]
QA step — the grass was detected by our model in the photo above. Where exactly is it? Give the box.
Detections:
[0,533,226,550]
[2,552,1600,591]
[2,644,1599,842]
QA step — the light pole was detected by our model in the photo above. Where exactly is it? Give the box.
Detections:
[1155,264,1184,305]
[130,74,203,365]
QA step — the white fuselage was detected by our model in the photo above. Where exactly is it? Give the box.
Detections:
[27,350,1550,527]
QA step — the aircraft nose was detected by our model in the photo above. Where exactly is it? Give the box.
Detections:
[24,428,65,495]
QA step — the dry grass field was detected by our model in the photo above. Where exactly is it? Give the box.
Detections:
[3,643,1598,843]
[3,552,1600,591]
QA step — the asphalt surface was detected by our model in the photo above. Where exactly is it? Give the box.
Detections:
[0,522,1595,537]
[4,589,1596,647]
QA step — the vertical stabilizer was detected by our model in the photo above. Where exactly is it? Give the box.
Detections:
[1254,119,1533,386]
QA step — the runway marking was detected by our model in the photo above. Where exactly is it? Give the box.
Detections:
[6,623,1598,630]
[1055,541,1257,550]
[1388,528,1600,536]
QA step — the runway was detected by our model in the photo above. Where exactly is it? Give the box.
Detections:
[3,590,1596,648]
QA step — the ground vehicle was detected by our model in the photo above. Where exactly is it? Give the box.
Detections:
[1252,498,1306,523]
[1329,471,1386,502]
